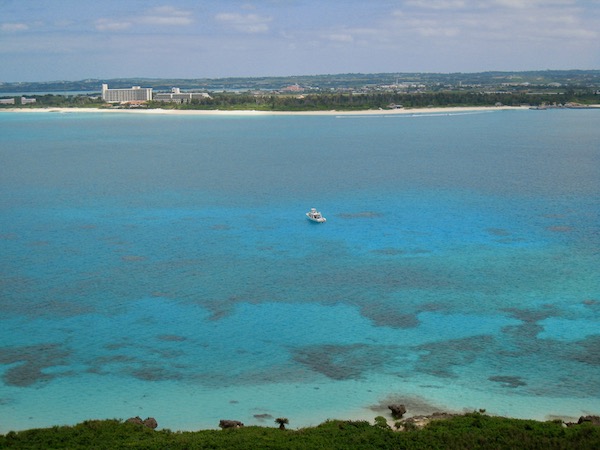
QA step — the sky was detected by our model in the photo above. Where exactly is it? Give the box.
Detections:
[1,0,599,82]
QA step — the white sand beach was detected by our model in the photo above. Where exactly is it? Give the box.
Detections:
[1,105,537,116]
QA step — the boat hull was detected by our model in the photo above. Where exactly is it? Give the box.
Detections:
[306,213,326,223]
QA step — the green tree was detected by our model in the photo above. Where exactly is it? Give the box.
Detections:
[274,417,289,430]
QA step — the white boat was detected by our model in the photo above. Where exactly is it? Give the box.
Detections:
[306,208,326,223]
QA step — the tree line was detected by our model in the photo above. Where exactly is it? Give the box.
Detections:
[156,90,598,111]
[2,90,598,111]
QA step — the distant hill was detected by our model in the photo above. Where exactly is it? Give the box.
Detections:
[2,70,600,94]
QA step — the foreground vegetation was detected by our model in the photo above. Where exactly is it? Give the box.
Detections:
[1,413,599,449]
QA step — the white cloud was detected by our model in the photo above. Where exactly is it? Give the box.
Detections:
[389,12,462,38]
[215,12,272,33]
[493,0,575,7]
[95,6,193,32]
[139,6,194,26]
[389,0,597,43]
[1,22,29,32]
[95,18,132,31]
[325,33,354,43]
[406,0,467,9]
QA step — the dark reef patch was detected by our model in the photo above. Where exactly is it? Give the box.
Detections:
[29,240,50,246]
[151,348,186,359]
[4,363,55,387]
[489,375,527,388]
[157,334,187,342]
[337,211,384,219]
[501,322,544,345]
[38,299,96,318]
[104,342,129,351]
[502,306,560,323]
[568,335,600,366]
[371,248,405,256]
[210,224,232,230]
[582,299,599,309]
[202,297,241,321]
[414,335,494,378]
[486,228,510,236]
[0,344,71,387]
[253,413,273,421]
[327,263,460,294]
[292,343,398,380]
[87,354,139,375]
[419,302,448,312]
[359,305,419,329]
[499,306,562,355]
[546,225,572,233]
[129,365,185,382]
[121,255,146,262]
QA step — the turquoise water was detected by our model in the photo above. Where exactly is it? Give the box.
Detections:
[0,109,599,432]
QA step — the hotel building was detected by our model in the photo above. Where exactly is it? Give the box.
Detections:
[153,87,211,103]
[101,84,153,103]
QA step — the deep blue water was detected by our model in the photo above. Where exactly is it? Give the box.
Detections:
[0,109,599,432]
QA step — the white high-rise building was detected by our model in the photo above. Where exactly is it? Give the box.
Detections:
[101,84,152,103]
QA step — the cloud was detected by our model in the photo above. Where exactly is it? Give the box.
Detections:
[389,12,462,38]
[406,0,467,9]
[215,12,272,33]
[1,22,29,32]
[95,6,193,32]
[493,0,576,7]
[95,19,132,31]
[326,33,354,43]
[139,6,194,26]
[389,1,597,43]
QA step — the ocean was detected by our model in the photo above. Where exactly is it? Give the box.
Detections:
[0,109,598,433]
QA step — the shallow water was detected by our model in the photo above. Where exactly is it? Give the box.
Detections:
[0,109,599,432]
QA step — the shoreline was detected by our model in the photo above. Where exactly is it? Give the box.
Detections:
[1,105,540,116]
[1,407,595,434]
[2,104,598,117]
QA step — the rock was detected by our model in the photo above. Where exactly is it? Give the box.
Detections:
[578,415,600,426]
[219,419,244,429]
[388,404,407,419]
[126,416,158,429]
[143,417,158,429]
[126,416,144,425]
[396,412,458,430]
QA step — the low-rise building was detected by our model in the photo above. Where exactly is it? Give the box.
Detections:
[21,97,36,104]
[153,87,211,103]
[0,98,15,105]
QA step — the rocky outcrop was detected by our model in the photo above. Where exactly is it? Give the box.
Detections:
[396,412,458,430]
[388,404,407,419]
[578,415,600,426]
[126,416,158,429]
[219,419,244,429]
[143,417,158,429]
[126,416,144,426]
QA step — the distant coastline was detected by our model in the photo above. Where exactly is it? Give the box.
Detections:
[0,105,564,116]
